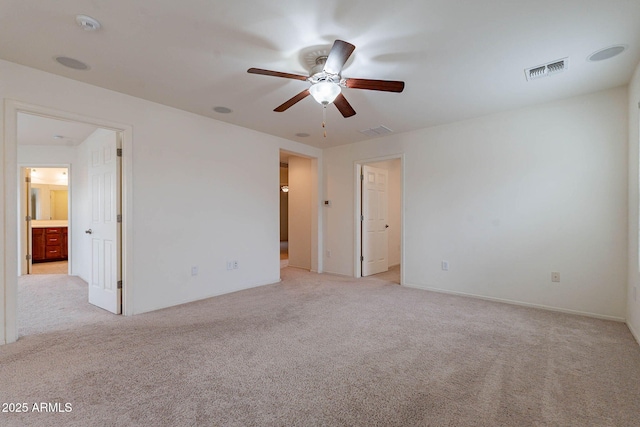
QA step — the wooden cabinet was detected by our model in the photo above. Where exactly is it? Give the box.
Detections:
[32,227,68,263]
[62,229,68,259]
[32,228,45,261]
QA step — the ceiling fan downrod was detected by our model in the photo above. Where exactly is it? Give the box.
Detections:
[322,104,327,138]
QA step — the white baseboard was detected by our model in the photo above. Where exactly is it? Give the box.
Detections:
[133,277,281,315]
[627,321,640,347]
[402,283,625,322]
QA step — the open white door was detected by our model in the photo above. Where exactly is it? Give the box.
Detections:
[87,131,122,314]
[361,165,389,276]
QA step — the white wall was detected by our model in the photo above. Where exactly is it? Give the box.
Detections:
[324,87,628,320]
[18,145,76,165]
[0,59,322,343]
[288,156,312,270]
[369,159,401,267]
[627,62,640,342]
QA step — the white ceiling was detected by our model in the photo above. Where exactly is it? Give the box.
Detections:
[2,0,639,148]
[17,113,100,146]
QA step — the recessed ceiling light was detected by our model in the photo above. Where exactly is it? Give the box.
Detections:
[213,106,232,114]
[588,45,627,62]
[55,56,89,70]
[295,133,310,138]
[53,135,64,139]
[76,15,101,31]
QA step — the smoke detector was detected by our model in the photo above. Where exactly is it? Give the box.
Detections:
[76,15,101,31]
[525,57,569,81]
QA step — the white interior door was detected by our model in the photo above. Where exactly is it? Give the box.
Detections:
[88,132,122,314]
[362,165,389,276]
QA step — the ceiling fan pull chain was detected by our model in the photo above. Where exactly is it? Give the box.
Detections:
[322,105,327,138]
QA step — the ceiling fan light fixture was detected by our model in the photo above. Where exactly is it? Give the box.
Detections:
[309,82,341,105]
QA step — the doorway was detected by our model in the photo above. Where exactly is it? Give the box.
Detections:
[355,156,403,284]
[279,150,319,273]
[16,112,123,333]
[21,166,71,275]
[3,101,133,344]
[279,157,289,268]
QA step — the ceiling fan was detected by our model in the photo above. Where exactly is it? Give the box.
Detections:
[247,40,405,118]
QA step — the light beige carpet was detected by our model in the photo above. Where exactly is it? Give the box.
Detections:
[30,261,68,275]
[17,273,113,337]
[2,268,640,426]
[372,264,401,284]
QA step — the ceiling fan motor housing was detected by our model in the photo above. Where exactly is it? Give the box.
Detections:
[310,56,328,76]
[307,56,346,87]
[309,57,342,86]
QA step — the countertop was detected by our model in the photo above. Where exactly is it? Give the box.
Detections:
[31,220,68,228]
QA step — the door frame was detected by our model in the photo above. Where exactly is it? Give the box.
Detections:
[19,164,72,276]
[354,154,404,283]
[2,100,134,344]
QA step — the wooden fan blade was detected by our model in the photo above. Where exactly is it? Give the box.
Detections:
[247,68,308,81]
[333,93,356,118]
[274,89,311,112]
[345,78,405,92]
[323,40,356,75]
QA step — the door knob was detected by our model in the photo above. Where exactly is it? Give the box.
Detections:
[85,229,92,234]
[385,224,389,229]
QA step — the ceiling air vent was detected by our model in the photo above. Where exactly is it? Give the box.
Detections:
[525,57,569,81]
[359,125,393,138]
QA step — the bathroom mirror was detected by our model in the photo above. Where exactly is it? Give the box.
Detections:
[28,167,69,221]
[30,185,68,220]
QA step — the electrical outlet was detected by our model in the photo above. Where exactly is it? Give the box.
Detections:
[551,272,560,283]
[191,266,198,276]
[233,260,239,269]
[226,261,233,271]
[441,261,449,271]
